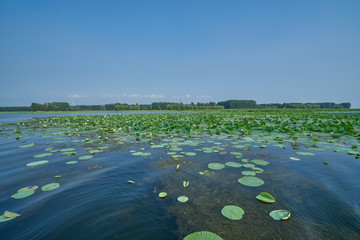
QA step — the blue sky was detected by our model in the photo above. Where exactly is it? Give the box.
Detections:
[1,0,359,107]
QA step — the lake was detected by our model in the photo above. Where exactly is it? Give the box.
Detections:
[0,112,359,239]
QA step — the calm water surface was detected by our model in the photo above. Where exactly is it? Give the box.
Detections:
[0,113,359,239]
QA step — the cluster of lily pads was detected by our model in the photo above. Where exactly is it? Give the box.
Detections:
[0,111,359,239]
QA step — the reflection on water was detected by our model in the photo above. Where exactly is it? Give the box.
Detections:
[0,116,360,239]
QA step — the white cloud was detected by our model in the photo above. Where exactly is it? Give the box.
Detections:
[67,94,86,99]
[123,93,141,98]
[144,94,166,99]
[185,94,191,98]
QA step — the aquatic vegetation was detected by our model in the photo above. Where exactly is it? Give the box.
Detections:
[221,205,245,220]
[183,231,223,240]
[159,192,167,199]
[41,183,60,191]
[256,192,275,203]
[269,210,291,220]
[238,176,264,187]
[177,196,189,203]
[1,110,359,237]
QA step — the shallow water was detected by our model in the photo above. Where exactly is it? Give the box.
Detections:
[0,113,360,239]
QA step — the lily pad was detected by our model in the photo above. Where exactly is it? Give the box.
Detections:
[225,162,242,168]
[184,231,223,240]
[159,192,167,198]
[12,190,35,199]
[183,181,190,188]
[66,161,78,164]
[177,196,189,203]
[41,183,60,191]
[289,157,301,161]
[208,163,225,170]
[269,209,291,220]
[256,192,275,203]
[238,176,264,187]
[221,205,244,220]
[296,152,315,156]
[33,153,52,158]
[78,155,93,160]
[26,160,49,167]
[242,171,256,176]
[4,211,20,218]
[18,186,38,192]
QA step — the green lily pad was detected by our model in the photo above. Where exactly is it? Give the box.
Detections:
[296,152,315,156]
[60,148,75,152]
[225,162,242,168]
[11,190,35,199]
[78,155,93,160]
[66,161,78,164]
[33,153,52,158]
[242,171,256,176]
[26,160,49,167]
[41,183,60,191]
[289,157,301,161]
[221,205,244,220]
[251,159,269,166]
[238,176,264,187]
[19,143,35,148]
[208,163,225,170]
[269,209,291,220]
[4,211,20,218]
[256,192,275,203]
[159,192,167,198]
[243,163,255,168]
[252,167,264,173]
[177,196,189,203]
[184,231,223,240]
[183,181,190,188]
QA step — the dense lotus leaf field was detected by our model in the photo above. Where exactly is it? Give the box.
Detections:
[0,111,359,239]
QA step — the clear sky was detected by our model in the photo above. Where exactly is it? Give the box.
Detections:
[1,0,359,107]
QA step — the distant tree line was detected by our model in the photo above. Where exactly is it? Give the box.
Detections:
[0,100,352,112]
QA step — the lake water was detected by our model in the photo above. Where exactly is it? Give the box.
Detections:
[0,113,359,239]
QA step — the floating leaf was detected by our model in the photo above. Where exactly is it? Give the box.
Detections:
[33,153,52,158]
[256,192,275,203]
[242,171,256,176]
[208,163,225,170]
[238,176,264,187]
[159,192,167,198]
[289,157,301,161]
[296,152,315,156]
[41,183,60,191]
[183,181,189,188]
[128,180,135,184]
[183,231,223,240]
[78,155,93,160]
[66,161,78,164]
[221,205,244,220]
[269,210,291,220]
[26,160,49,167]
[60,148,75,152]
[12,190,35,199]
[4,211,20,218]
[19,143,35,148]
[252,167,264,173]
[225,162,242,168]
[177,196,189,203]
